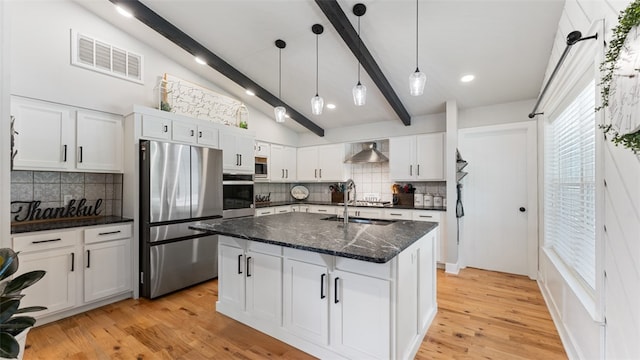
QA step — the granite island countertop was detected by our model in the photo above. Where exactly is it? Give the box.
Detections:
[191,212,438,263]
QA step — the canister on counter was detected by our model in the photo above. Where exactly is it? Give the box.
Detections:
[414,193,424,207]
[423,193,433,207]
[433,195,443,207]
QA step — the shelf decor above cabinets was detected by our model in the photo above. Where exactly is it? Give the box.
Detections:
[158,73,249,129]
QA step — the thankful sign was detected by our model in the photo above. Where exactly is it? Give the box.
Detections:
[11,198,103,222]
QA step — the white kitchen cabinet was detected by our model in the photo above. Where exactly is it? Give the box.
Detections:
[308,205,337,215]
[412,210,445,263]
[254,141,270,157]
[83,224,132,303]
[76,110,123,172]
[172,120,219,148]
[12,229,79,318]
[255,207,275,217]
[330,270,391,359]
[273,205,292,214]
[389,133,444,181]
[292,205,310,213]
[141,113,172,140]
[11,96,123,172]
[383,208,413,220]
[220,130,255,173]
[297,144,346,182]
[347,207,383,219]
[217,236,283,324]
[270,144,296,182]
[283,257,329,345]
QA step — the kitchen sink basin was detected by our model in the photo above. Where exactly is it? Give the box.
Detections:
[320,215,396,226]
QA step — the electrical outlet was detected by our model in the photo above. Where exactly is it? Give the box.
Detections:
[64,195,73,204]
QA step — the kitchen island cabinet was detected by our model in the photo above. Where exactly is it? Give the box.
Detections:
[191,213,437,359]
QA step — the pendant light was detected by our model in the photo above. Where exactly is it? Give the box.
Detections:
[409,0,426,96]
[311,24,324,115]
[352,3,367,106]
[274,39,286,123]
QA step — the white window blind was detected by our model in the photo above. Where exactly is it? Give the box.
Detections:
[544,79,596,290]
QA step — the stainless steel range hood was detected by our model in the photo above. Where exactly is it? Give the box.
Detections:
[345,142,389,163]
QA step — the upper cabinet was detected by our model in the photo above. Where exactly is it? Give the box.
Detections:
[254,141,270,157]
[297,144,346,182]
[11,96,123,173]
[270,144,296,182]
[389,133,444,181]
[220,130,254,174]
[141,113,219,148]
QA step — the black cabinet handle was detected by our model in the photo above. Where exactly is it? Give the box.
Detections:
[32,238,61,244]
[98,230,121,236]
[163,125,168,133]
[79,146,83,163]
[334,277,340,304]
[282,169,285,178]
[198,131,203,138]
[519,207,526,212]
[410,165,413,176]
[319,169,322,178]
[285,169,288,178]
[63,145,67,162]
[190,129,195,137]
[315,169,318,178]
[320,273,326,299]
[246,256,252,277]
[87,250,91,268]
[239,154,242,166]
[417,164,420,176]
[238,254,243,274]
[71,252,75,272]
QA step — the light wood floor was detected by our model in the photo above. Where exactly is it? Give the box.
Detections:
[24,268,566,359]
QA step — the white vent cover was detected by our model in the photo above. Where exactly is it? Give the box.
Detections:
[71,30,143,84]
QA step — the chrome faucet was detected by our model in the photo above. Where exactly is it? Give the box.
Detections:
[342,178,356,225]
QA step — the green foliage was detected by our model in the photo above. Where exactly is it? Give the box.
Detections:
[598,0,640,153]
[0,248,46,359]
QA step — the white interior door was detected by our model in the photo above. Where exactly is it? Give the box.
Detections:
[459,122,537,278]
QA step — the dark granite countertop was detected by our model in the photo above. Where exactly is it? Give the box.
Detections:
[11,216,134,234]
[255,200,446,212]
[191,212,437,263]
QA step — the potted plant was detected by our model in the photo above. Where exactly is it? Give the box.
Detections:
[0,248,46,359]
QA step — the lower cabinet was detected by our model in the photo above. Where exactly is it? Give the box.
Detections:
[11,223,133,323]
[218,231,437,360]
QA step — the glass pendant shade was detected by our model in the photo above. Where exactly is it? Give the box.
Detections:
[409,69,427,96]
[311,95,324,115]
[274,106,286,123]
[352,82,367,106]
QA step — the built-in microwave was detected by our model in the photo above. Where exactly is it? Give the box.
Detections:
[255,156,268,178]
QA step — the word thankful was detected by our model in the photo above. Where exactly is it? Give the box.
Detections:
[11,198,103,222]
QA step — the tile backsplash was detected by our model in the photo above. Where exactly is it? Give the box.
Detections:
[10,171,123,222]
[254,141,446,205]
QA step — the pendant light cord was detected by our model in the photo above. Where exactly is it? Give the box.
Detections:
[315,33,319,96]
[278,47,282,99]
[415,0,419,72]
[357,16,362,84]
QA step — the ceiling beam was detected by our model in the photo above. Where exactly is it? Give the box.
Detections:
[109,0,325,137]
[315,0,411,126]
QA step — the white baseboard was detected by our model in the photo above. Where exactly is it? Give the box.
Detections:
[445,262,460,274]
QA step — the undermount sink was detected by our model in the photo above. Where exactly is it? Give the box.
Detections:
[321,215,396,226]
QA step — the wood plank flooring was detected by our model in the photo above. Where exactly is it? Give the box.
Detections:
[23,268,566,359]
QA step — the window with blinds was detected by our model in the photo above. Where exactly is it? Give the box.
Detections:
[544,79,596,290]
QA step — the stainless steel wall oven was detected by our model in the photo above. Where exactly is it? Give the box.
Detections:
[223,173,255,218]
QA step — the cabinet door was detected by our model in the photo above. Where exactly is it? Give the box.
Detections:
[76,111,123,172]
[141,114,171,140]
[416,133,444,180]
[84,239,131,302]
[236,134,255,173]
[389,136,416,180]
[220,132,254,173]
[270,145,285,182]
[245,251,282,324]
[255,141,270,157]
[417,232,437,332]
[283,259,329,345]
[12,97,74,170]
[330,271,391,359]
[317,144,345,181]
[171,120,197,144]
[197,125,219,148]
[218,243,246,311]
[297,147,318,181]
[274,206,292,215]
[396,246,419,359]
[283,146,297,181]
[15,247,77,317]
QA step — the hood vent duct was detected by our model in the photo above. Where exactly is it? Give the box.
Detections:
[345,142,388,163]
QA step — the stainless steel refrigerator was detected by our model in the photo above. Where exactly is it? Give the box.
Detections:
[140,140,223,298]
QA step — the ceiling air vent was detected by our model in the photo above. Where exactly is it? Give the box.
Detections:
[71,30,144,84]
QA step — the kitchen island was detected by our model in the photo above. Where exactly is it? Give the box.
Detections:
[191,213,438,360]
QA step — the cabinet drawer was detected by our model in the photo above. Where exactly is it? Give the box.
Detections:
[335,256,391,280]
[84,224,132,244]
[383,209,412,220]
[247,241,282,256]
[13,229,78,253]
[412,211,441,222]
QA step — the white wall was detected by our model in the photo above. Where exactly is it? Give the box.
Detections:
[536,0,640,359]
[1,0,10,249]
[7,0,299,147]
[458,99,535,129]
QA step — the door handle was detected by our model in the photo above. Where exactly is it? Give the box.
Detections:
[285,169,288,178]
[63,145,67,162]
[78,146,83,163]
[282,169,285,178]
[246,256,252,277]
[334,277,340,304]
[315,169,317,178]
[320,273,326,299]
[87,250,91,268]
[417,164,420,176]
[409,165,413,176]
[163,125,168,133]
[190,129,195,137]
[319,169,322,178]
[239,154,242,166]
[198,131,203,138]
[519,207,526,212]
[238,254,243,274]
[71,252,75,272]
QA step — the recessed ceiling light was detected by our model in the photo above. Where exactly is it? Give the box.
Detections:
[460,74,475,83]
[245,90,255,96]
[195,57,207,65]
[327,103,336,110]
[115,5,133,18]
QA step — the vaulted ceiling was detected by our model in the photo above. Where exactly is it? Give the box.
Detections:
[78,0,565,135]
